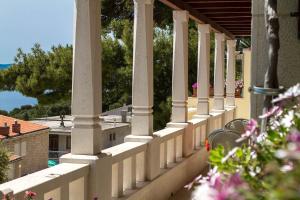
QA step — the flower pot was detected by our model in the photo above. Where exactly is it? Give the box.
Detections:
[235,88,241,97]
[193,88,197,97]
[209,87,214,97]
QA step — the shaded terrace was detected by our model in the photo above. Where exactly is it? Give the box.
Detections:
[0,0,252,199]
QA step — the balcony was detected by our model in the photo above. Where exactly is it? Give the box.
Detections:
[0,0,251,199]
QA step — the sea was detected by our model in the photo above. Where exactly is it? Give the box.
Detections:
[0,64,37,112]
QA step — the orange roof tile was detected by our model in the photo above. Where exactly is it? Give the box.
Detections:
[9,154,22,162]
[0,115,49,140]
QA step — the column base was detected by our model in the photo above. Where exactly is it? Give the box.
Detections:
[71,126,102,155]
[196,100,209,116]
[131,113,153,136]
[213,96,224,111]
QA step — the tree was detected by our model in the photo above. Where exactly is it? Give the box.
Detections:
[0,143,9,183]
[0,44,72,105]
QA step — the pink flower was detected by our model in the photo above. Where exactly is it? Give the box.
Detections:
[192,82,198,89]
[287,130,300,143]
[211,173,246,200]
[24,191,36,200]
[241,119,258,138]
[259,105,282,119]
[273,83,300,104]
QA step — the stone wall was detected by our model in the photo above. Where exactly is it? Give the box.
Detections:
[3,130,49,176]
[251,0,300,118]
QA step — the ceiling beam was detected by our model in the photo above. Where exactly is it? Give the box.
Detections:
[189,2,251,7]
[160,0,235,38]
[197,8,251,12]
[183,0,250,3]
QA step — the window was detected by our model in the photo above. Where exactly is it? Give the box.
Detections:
[109,133,113,141]
[21,141,26,156]
[49,135,59,151]
[66,136,71,150]
[14,142,20,156]
[14,141,26,156]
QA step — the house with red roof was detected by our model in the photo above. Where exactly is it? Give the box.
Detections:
[0,115,49,180]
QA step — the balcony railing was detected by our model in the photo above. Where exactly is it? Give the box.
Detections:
[0,0,239,199]
[0,108,235,199]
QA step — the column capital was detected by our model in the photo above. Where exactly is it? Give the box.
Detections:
[227,40,236,48]
[134,0,154,5]
[197,24,210,34]
[215,32,225,41]
[173,10,189,22]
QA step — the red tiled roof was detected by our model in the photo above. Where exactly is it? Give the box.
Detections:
[9,154,22,162]
[0,115,49,140]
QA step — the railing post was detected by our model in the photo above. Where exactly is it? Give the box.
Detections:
[196,24,211,116]
[226,40,237,107]
[213,33,226,111]
[71,0,102,155]
[125,0,160,181]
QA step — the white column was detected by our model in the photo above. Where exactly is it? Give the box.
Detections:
[213,33,226,111]
[71,0,102,155]
[196,24,210,115]
[131,0,154,136]
[226,40,236,107]
[171,10,189,123]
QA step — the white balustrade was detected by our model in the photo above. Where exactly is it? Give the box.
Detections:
[154,128,184,170]
[224,107,236,125]
[0,163,89,200]
[209,112,224,134]
[189,118,208,149]
[0,107,238,200]
[102,142,147,198]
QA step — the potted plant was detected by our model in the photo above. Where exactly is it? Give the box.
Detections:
[192,83,198,97]
[235,80,244,97]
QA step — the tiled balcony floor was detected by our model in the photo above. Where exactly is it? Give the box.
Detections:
[170,166,210,200]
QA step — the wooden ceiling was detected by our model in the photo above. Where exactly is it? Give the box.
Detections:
[161,0,252,39]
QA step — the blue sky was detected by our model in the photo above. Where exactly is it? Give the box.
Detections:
[0,0,73,63]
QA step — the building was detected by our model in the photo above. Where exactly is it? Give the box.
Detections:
[0,115,49,180]
[32,113,131,162]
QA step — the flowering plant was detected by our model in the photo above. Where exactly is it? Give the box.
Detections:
[235,80,244,90]
[24,191,36,200]
[189,84,300,200]
[192,82,198,89]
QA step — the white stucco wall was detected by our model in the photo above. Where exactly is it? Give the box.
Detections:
[251,0,300,118]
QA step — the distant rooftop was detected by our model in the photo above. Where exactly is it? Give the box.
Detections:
[0,115,49,140]
[32,115,130,135]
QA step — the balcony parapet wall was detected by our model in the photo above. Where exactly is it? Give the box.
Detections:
[0,108,236,200]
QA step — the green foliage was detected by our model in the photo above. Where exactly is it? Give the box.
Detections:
[0,143,10,184]
[9,101,71,120]
[101,0,172,29]
[0,110,8,116]
[0,44,72,105]
[207,86,300,199]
